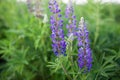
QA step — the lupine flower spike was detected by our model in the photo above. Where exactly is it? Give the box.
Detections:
[77,17,92,71]
[65,0,77,40]
[49,0,66,56]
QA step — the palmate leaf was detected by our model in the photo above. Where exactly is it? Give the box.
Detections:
[4,47,29,75]
[47,59,61,73]
[47,55,69,74]
[102,56,116,67]
[92,52,105,72]
[116,50,120,60]
[104,48,120,60]
[0,40,21,66]
[99,55,117,78]
[104,48,117,55]
[100,71,108,78]
[92,51,117,79]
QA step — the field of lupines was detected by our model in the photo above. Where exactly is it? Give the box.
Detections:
[0,0,120,80]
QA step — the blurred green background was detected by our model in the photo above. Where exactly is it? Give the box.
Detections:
[0,0,120,80]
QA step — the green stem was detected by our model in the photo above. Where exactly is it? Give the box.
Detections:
[69,40,75,79]
[93,0,100,47]
[70,41,74,65]
[95,73,99,80]
[61,63,72,80]
[74,71,80,80]
[81,74,87,80]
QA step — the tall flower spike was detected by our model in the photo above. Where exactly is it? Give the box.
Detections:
[65,0,77,40]
[49,0,66,56]
[77,17,92,71]
[27,0,32,12]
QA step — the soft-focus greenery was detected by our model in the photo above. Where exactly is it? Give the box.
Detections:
[0,0,120,80]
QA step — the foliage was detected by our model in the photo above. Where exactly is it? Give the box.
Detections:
[0,0,120,80]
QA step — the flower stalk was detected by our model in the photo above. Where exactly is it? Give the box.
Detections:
[77,17,92,71]
[49,0,66,56]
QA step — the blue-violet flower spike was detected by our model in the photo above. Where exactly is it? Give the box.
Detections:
[65,0,77,40]
[49,0,66,56]
[77,17,92,71]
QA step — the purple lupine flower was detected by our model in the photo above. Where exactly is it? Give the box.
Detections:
[49,0,66,56]
[77,17,92,71]
[65,0,73,18]
[27,0,33,12]
[65,0,77,40]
